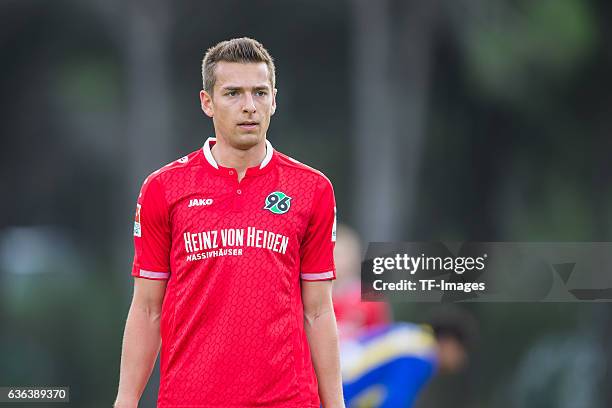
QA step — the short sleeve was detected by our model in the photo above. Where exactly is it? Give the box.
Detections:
[299,176,337,281]
[131,174,171,280]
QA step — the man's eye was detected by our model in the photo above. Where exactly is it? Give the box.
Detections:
[255,90,267,96]
[226,90,238,96]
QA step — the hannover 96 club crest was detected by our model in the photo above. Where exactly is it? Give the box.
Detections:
[264,191,291,214]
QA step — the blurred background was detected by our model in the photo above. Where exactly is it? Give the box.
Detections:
[1,0,612,406]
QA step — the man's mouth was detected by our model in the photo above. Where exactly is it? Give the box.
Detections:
[238,121,259,130]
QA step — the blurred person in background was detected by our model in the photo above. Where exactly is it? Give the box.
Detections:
[333,224,392,340]
[341,307,477,408]
[114,37,344,408]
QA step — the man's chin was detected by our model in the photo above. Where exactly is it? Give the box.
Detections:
[229,134,263,150]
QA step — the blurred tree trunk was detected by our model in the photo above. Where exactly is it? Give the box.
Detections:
[351,0,437,242]
[351,0,396,242]
[394,0,439,237]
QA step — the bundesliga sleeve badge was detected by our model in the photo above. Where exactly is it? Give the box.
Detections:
[264,191,291,214]
[134,204,142,237]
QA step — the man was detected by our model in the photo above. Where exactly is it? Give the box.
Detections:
[341,309,476,408]
[332,224,391,341]
[114,38,344,408]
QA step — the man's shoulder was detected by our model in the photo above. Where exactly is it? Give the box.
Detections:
[275,150,333,186]
[142,148,203,186]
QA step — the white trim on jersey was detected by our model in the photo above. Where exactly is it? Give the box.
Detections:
[203,137,219,169]
[301,271,334,280]
[139,269,170,279]
[202,137,274,169]
[259,139,274,168]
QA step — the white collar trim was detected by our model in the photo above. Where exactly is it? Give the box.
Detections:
[202,137,274,170]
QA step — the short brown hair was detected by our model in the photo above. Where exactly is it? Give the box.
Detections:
[201,37,276,93]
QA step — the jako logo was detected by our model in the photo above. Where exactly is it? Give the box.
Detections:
[188,198,213,207]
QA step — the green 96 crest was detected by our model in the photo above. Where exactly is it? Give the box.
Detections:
[264,191,291,214]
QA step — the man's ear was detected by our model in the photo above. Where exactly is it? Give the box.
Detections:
[271,88,277,116]
[200,90,214,118]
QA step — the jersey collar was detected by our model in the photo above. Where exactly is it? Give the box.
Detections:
[202,137,275,176]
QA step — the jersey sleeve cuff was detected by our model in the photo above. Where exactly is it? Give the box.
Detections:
[300,270,336,281]
[132,265,170,280]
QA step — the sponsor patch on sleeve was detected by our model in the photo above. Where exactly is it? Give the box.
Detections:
[134,204,142,237]
[332,206,337,242]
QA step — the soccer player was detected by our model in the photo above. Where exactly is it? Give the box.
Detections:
[341,310,475,408]
[333,224,392,341]
[114,38,344,408]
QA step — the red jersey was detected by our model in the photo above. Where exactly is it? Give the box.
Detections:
[333,283,392,341]
[131,138,336,407]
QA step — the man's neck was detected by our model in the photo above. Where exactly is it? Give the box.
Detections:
[211,137,267,181]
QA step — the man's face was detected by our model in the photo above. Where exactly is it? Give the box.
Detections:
[436,337,467,374]
[200,61,276,150]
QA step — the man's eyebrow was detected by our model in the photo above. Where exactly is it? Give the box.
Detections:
[221,84,270,91]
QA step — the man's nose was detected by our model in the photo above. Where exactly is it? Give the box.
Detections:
[242,93,256,113]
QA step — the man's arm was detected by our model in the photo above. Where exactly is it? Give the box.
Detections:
[302,280,345,408]
[114,278,167,408]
